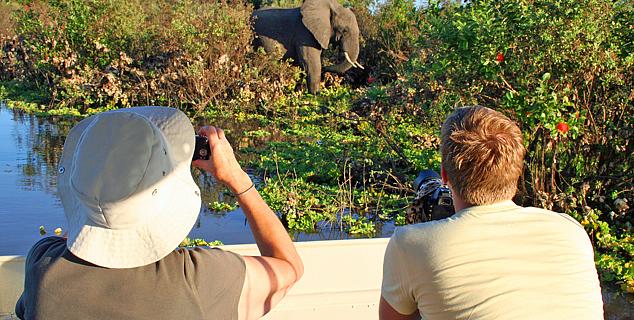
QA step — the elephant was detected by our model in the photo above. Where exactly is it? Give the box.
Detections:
[252,0,364,93]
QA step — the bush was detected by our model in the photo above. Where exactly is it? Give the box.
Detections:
[352,0,421,82]
[0,0,301,113]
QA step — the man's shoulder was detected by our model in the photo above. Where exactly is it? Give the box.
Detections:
[392,204,587,247]
[397,205,482,233]
[517,205,586,231]
[172,246,244,261]
[391,216,465,250]
[395,218,452,236]
[166,246,246,273]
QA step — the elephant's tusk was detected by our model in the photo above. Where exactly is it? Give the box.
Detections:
[344,52,364,69]
[344,52,356,67]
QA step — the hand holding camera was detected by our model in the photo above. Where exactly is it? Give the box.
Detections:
[191,126,252,195]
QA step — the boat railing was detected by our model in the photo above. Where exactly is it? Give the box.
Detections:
[0,238,389,319]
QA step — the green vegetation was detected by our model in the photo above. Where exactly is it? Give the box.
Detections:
[179,237,224,247]
[1,0,632,293]
[208,201,239,212]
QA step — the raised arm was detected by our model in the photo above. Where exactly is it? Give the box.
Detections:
[193,126,304,320]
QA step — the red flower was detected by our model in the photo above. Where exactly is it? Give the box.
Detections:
[496,52,504,63]
[556,122,569,134]
[367,76,376,84]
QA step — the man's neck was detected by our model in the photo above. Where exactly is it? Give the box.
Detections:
[450,190,515,213]
[452,193,472,212]
[446,183,474,212]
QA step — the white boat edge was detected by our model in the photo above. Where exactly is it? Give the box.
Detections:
[0,238,389,319]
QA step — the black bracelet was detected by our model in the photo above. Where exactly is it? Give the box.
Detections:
[233,183,255,197]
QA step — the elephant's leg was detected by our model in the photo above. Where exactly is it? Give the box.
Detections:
[298,46,322,94]
[256,35,287,60]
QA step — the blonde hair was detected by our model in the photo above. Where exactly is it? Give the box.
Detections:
[440,106,525,205]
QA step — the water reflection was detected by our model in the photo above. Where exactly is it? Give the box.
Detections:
[0,107,72,255]
[11,110,74,194]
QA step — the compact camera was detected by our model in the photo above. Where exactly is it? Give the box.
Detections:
[193,135,211,161]
[407,169,455,223]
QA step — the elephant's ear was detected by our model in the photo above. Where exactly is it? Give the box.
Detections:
[301,0,334,50]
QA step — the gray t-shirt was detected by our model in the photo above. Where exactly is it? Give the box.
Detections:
[16,237,246,320]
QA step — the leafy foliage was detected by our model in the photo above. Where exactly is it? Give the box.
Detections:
[208,201,238,212]
[179,237,224,247]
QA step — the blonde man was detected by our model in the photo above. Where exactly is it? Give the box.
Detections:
[380,106,603,320]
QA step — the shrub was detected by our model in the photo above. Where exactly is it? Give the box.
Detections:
[0,0,301,113]
[353,0,421,82]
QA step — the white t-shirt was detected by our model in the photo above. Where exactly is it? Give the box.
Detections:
[381,200,603,319]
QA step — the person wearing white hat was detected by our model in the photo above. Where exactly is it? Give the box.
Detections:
[15,106,303,320]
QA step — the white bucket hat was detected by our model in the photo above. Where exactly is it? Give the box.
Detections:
[57,106,201,268]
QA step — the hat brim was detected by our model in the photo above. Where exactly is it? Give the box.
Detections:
[57,107,201,268]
